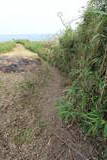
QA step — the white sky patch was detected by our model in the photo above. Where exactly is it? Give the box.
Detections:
[0,0,88,34]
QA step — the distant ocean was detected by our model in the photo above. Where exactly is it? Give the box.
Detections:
[0,34,53,42]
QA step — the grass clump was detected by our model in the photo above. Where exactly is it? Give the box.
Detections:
[0,41,16,53]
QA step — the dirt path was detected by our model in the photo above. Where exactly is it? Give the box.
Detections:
[0,45,97,160]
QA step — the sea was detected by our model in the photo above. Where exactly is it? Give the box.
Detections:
[0,34,53,42]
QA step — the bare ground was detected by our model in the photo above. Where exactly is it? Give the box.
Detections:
[0,45,98,160]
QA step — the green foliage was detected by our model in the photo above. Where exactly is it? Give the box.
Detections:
[52,0,107,146]
[0,41,16,53]
[104,124,107,138]
[50,29,78,73]
[90,0,107,11]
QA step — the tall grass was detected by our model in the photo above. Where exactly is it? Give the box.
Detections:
[0,41,16,53]
[51,2,107,157]
[51,0,107,147]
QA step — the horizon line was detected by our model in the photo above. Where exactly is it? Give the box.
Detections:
[0,33,56,35]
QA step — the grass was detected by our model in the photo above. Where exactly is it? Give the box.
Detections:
[50,0,107,159]
[14,120,47,145]
[14,128,33,145]
[15,39,52,61]
[12,69,50,145]
[0,2,106,157]
[53,1,107,139]
[0,41,16,53]
[0,50,51,146]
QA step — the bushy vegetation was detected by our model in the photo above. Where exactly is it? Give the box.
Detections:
[51,0,107,145]
[0,41,16,53]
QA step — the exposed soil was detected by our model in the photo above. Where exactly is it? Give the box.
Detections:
[0,45,98,160]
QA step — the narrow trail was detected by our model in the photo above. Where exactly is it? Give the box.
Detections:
[0,45,97,160]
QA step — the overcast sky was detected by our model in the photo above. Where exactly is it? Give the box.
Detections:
[0,0,88,34]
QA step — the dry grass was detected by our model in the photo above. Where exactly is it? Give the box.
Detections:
[0,44,51,159]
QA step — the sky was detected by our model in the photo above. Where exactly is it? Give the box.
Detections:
[0,0,88,35]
